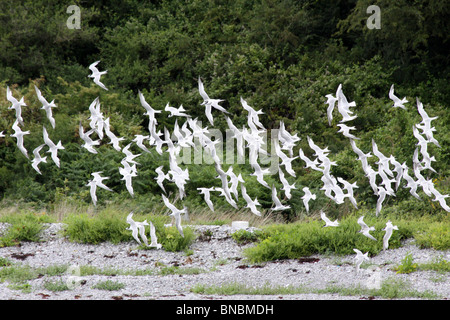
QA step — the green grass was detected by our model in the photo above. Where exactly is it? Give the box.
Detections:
[393,252,418,274]
[158,265,205,276]
[0,212,53,246]
[414,221,450,250]
[43,279,71,292]
[190,278,441,299]
[418,255,450,273]
[231,229,269,245]
[92,280,125,291]
[191,282,310,296]
[242,213,450,263]
[393,253,450,274]
[0,264,68,284]
[62,211,195,252]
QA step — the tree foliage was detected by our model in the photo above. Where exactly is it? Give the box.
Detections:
[0,0,448,219]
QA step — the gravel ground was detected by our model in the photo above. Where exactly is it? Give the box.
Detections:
[0,222,448,301]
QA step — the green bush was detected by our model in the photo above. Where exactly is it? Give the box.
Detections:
[63,213,129,245]
[393,252,418,274]
[62,211,195,251]
[0,212,53,246]
[243,215,417,263]
[414,221,450,250]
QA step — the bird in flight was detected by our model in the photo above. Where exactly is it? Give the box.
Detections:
[88,60,108,90]
[357,216,377,241]
[389,84,408,109]
[321,210,339,227]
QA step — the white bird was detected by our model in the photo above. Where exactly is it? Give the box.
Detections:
[197,187,216,212]
[365,165,379,195]
[240,97,265,130]
[337,123,359,140]
[86,172,112,206]
[430,188,450,212]
[138,90,161,124]
[87,97,105,139]
[135,220,150,247]
[11,119,30,159]
[126,212,141,245]
[122,143,141,165]
[417,124,440,148]
[249,162,271,189]
[149,221,162,249]
[43,126,64,167]
[91,171,113,192]
[271,184,290,211]
[382,220,398,251]
[298,148,322,172]
[154,166,171,193]
[88,60,108,90]
[353,249,370,274]
[389,84,408,109]
[170,209,184,238]
[214,186,239,210]
[172,119,195,149]
[86,179,99,206]
[198,77,228,125]
[31,144,47,175]
[132,134,151,153]
[103,118,125,151]
[325,93,338,126]
[119,161,137,197]
[226,167,244,200]
[79,122,100,154]
[162,195,186,237]
[35,85,57,129]
[389,156,404,191]
[169,167,190,200]
[202,103,221,126]
[274,139,298,177]
[349,139,372,173]
[321,210,339,227]
[306,136,330,161]
[415,98,439,147]
[165,103,190,118]
[336,84,357,122]
[401,164,421,200]
[240,183,262,216]
[278,121,300,156]
[376,186,394,216]
[278,167,296,199]
[6,86,26,125]
[357,216,377,241]
[337,177,359,209]
[301,187,316,213]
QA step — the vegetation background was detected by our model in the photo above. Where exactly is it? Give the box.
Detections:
[0,0,448,222]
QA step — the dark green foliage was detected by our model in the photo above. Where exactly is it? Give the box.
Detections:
[0,1,448,221]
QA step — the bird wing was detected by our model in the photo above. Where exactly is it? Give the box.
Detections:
[198,77,210,101]
[89,61,100,73]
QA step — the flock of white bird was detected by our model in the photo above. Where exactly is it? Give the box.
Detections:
[2,60,448,269]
